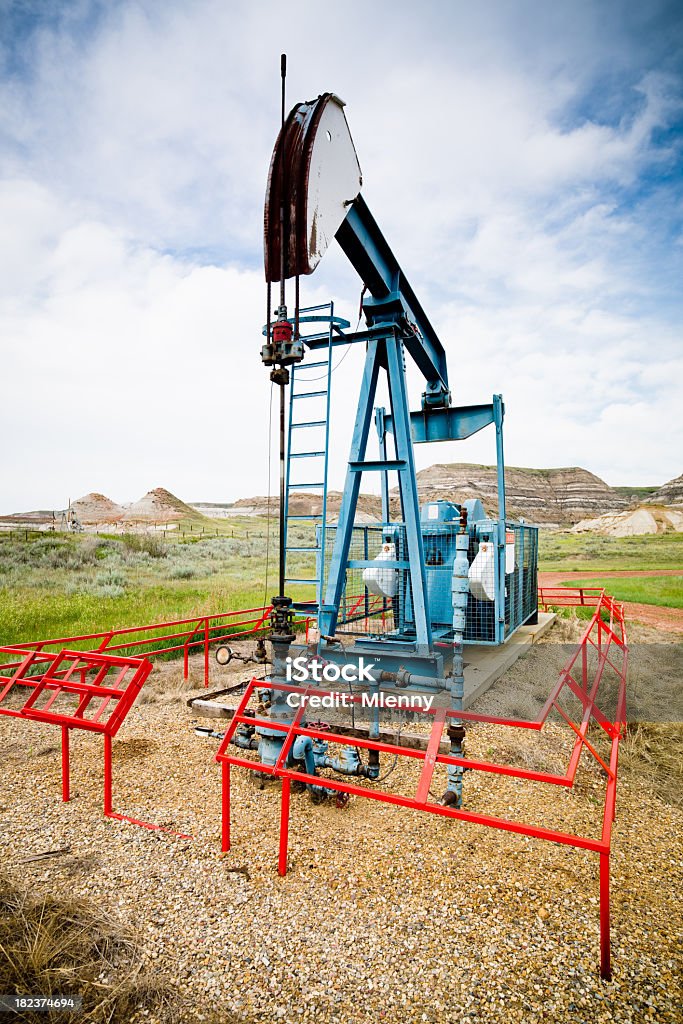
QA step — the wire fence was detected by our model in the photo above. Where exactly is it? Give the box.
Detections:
[323,519,538,644]
[0,524,265,542]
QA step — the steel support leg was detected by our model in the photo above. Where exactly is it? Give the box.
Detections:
[222,761,231,852]
[600,851,611,980]
[61,725,70,802]
[103,733,113,816]
[278,777,291,876]
[385,339,432,651]
[319,341,381,637]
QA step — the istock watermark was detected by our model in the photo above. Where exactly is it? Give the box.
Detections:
[284,690,435,711]
[284,656,435,711]
[286,655,375,683]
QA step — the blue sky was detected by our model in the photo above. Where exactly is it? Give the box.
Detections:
[1,0,682,510]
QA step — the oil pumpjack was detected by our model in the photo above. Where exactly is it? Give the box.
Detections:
[245,57,539,807]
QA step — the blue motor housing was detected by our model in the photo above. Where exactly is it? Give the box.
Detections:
[419,500,487,629]
[421,500,460,626]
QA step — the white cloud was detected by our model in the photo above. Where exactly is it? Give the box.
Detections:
[1,0,681,513]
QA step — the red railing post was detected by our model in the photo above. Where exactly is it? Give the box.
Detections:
[204,617,210,687]
[97,631,114,653]
[61,725,70,802]
[582,641,588,692]
[600,851,611,980]
[278,777,291,876]
[103,733,113,816]
[221,761,230,852]
[182,619,203,681]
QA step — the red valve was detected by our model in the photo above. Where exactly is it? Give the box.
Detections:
[272,319,293,344]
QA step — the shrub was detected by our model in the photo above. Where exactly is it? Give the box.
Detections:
[121,533,166,558]
[93,583,125,598]
[95,568,126,588]
[169,564,197,580]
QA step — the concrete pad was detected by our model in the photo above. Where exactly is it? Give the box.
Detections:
[462,612,556,709]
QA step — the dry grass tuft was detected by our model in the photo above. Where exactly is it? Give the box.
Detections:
[620,721,683,807]
[0,875,178,1023]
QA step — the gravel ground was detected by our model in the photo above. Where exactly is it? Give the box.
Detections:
[1,628,682,1024]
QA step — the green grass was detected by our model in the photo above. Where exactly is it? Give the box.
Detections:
[559,575,683,609]
[612,486,658,500]
[3,521,680,645]
[539,530,683,571]
[0,521,291,647]
[1,583,270,647]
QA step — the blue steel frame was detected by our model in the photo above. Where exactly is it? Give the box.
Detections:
[313,342,509,651]
[290,193,512,653]
[382,392,508,645]
[317,331,439,647]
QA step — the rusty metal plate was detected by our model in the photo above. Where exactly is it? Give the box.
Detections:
[264,93,362,282]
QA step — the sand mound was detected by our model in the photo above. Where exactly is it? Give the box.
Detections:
[229,492,381,521]
[411,463,628,525]
[71,492,123,524]
[572,506,683,536]
[646,472,683,507]
[120,487,204,523]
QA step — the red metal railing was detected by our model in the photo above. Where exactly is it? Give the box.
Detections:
[539,586,604,609]
[216,589,627,980]
[0,605,313,688]
[0,644,189,835]
[0,591,389,689]
[339,592,389,634]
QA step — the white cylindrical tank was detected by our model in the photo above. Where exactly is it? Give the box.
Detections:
[363,542,398,598]
[468,540,496,602]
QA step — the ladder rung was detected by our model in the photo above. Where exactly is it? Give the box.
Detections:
[287,515,321,521]
[299,360,329,369]
[291,420,326,429]
[288,482,324,490]
[292,390,327,399]
[286,578,318,584]
[289,451,325,459]
[287,546,319,552]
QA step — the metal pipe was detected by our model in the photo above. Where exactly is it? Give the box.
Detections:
[279,378,286,597]
[276,54,288,601]
[278,776,291,876]
[279,53,286,309]
[222,760,231,853]
[600,851,611,979]
[266,280,272,351]
[61,725,69,802]
[103,733,112,815]
[442,506,469,807]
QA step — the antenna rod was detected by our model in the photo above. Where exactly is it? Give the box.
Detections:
[279,53,287,309]
[277,52,287,599]
[262,54,301,649]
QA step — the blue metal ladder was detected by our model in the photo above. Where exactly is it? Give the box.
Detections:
[283,303,335,612]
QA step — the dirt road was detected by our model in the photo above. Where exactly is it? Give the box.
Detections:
[538,569,683,633]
